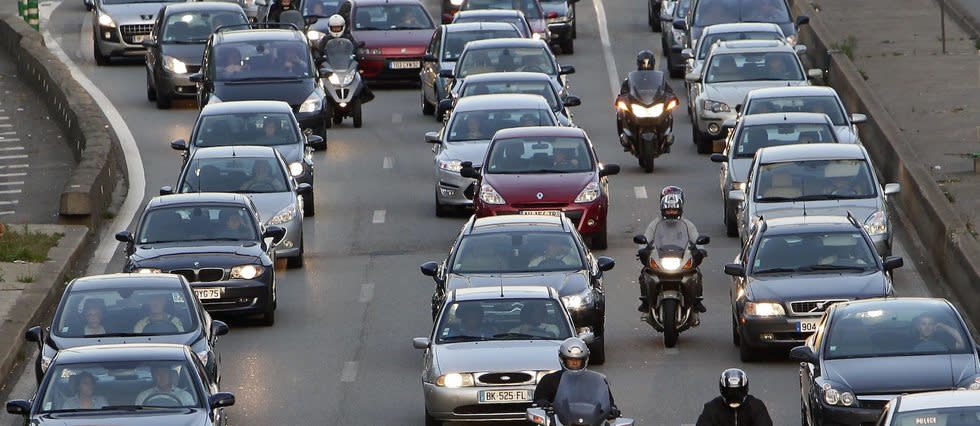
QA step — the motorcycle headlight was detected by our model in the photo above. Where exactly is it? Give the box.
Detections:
[230,264,264,280]
[660,256,683,271]
[162,55,188,74]
[98,13,116,28]
[136,268,162,274]
[196,349,209,366]
[327,72,354,85]
[40,354,53,373]
[438,159,463,172]
[288,162,305,177]
[864,210,887,236]
[298,92,322,113]
[744,301,786,317]
[631,102,665,118]
[702,99,731,113]
[436,372,474,388]
[307,30,325,41]
[574,182,600,203]
[822,385,856,406]
[479,184,506,205]
[267,204,296,226]
[561,289,594,310]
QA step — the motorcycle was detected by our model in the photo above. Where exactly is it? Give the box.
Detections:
[633,222,709,348]
[526,370,635,426]
[615,70,678,173]
[318,37,370,128]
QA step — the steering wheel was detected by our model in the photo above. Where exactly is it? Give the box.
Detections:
[242,181,277,192]
[142,393,182,407]
[537,258,565,268]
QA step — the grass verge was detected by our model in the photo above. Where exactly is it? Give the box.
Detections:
[0,225,63,263]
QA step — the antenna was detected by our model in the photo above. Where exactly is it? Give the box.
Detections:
[499,277,504,298]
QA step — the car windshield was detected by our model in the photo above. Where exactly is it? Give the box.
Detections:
[435,299,572,343]
[161,11,246,43]
[194,113,300,148]
[180,156,290,194]
[212,40,312,81]
[457,46,556,77]
[891,407,980,426]
[53,288,199,338]
[461,81,559,110]
[463,0,542,20]
[746,96,848,125]
[696,30,783,60]
[734,123,836,158]
[694,0,791,26]
[752,232,877,274]
[353,4,434,30]
[825,302,971,359]
[447,108,555,142]
[302,0,341,17]
[674,0,692,17]
[454,15,530,37]
[39,361,202,413]
[444,29,521,61]
[754,159,877,201]
[486,136,592,174]
[705,52,802,83]
[451,231,583,273]
[137,205,260,244]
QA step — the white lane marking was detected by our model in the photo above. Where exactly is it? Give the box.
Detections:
[0,147,25,151]
[0,132,14,135]
[0,211,15,216]
[0,124,11,128]
[0,173,26,178]
[372,209,386,224]
[0,182,25,186]
[0,117,9,120]
[358,283,375,303]
[340,361,358,382]
[382,156,393,169]
[0,190,22,194]
[40,0,146,275]
[0,155,28,160]
[0,200,20,205]
[634,186,648,199]
[0,139,21,143]
[0,165,29,169]
[593,0,620,97]
[391,113,403,124]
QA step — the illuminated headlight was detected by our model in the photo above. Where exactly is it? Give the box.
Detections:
[162,55,188,74]
[40,355,53,372]
[733,181,746,191]
[136,268,162,274]
[436,373,474,388]
[288,162,305,177]
[785,34,798,46]
[672,29,686,45]
[450,0,464,5]
[230,264,264,280]
[306,30,325,41]
[863,210,887,236]
[660,256,683,271]
[98,13,116,28]
[532,32,545,40]
[362,47,383,55]
[327,72,354,85]
[822,386,856,406]
[479,184,506,205]
[702,99,731,113]
[574,182,600,203]
[438,159,463,172]
[268,204,296,226]
[196,350,209,366]
[631,102,665,118]
[298,92,322,113]
[561,290,593,310]
[744,301,785,317]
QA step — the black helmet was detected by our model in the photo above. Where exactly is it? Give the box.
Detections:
[636,50,656,71]
[558,337,590,371]
[719,368,749,408]
[660,185,684,219]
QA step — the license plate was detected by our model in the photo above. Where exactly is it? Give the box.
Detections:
[132,35,145,43]
[389,60,420,69]
[193,288,223,300]
[520,210,561,216]
[795,319,819,333]
[479,389,532,404]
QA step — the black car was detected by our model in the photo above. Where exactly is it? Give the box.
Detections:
[115,193,284,325]
[189,26,329,139]
[6,344,235,425]
[790,298,980,426]
[539,0,577,54]
[419,214,615,363]
[24,273,229,385]
[144,2,248,109]
[661,0,691,77]
[724,215,903,362]
[676,0,808,51]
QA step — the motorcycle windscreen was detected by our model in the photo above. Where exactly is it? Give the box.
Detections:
[653,219,690,257]
[322,38,356,72]
[279,10,305,31]
[553,370,612,426]
[627,70,666,105]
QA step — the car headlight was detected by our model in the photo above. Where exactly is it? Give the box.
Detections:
[438,159,463,172]
[327,72,354,85]
[436,373,474,388]
[561,289,593,310]
[574,182,600,203]
[230,264,264,280]
[307,30,324,41]
[267,204,297,226]
[785,34,798,46]
[864,210,887,236]
[672,29,686,45]
[288,161,305,177]
[702,99,731,113]
[40,354,53,372]
[136,268,162,274]
[162,55,188,74]
[744,301,786,317]
[532,32,545,40]
[631,102,665,118]
[362,47,383,55]
[479,184,506,205]
[822,385,856,406]
[196,349,209,366]
[298,92,322,113]
[98,13,116,28]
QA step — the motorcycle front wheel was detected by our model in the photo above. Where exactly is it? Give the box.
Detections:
[638,140,655,173]
[661,299,679,347]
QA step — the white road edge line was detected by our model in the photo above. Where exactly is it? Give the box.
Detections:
[340,361,358,382]
[634,186,648,199]
[0,211,15,216]
[372,209,386,224]
[593,0,620,97]
[39,0,146,275]
[358,283,375,303]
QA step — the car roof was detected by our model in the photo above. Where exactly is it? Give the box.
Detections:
[69,273,185,292]
[493,126,586,139]
[354,0,424,6]
[462,71,553,84]
[467,214,570,234]
[757,143,865,163]
[190,145,279,159]
[894,390,980,412]
[740,112,833,126]
[454,94,551,111]
[214,28,306,44]
[833,297,952,315]
[147,192,251,208]
[464,38,547,50]
[455,9,524,18]
[164,2,246,14]
[201,100,293,115]
[443,22,521,33]
[710,39,794,54]
[760,215,865,235]
[702,22,783,34]
[451,286,557,301]
[746,86,840,99]
[55,344,190,364]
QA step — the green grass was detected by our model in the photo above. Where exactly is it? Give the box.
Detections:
[831,35,858,60]
[16,274,34,283]
[0,226,62,262]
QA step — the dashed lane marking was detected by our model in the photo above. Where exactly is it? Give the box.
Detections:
[0,173,27,178]
[358,283,375,303]
[0,155,28,160]
[383,156,393,169]
[665,347,679,355]
[0,182,25,186]
[0,189,22,194]
[372,209,386,224]
[0,200,19,205]
[0,139,21,143]
[0,132,14,135]
[0,147,25,151]
[340,361,358,382]
[634,186,648,199]
[0,124,11,128]
[0,211,15,216]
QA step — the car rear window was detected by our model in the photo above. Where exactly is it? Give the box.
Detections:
[444,29,521,61]
[457,46,555,77]
[734,123,836,158]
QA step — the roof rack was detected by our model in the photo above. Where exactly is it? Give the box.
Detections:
[215,22,299,33]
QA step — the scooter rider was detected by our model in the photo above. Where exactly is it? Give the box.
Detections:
[533,337,619,418]
[696,368,773,426]
[315,14,374,102]
[618,50,674,103]
[267,0,298,22]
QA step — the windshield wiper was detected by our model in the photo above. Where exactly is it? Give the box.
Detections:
[84,332,143,338]
[793,194,840,201]
[755,196,797,202]
[440,335,486,342]
[492,332,548,340]
[798,264,869,272]
[98,405,163,411]
[753,267,798,274]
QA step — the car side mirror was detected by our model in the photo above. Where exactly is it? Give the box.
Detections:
[789,345,818,364]
[263,226,286,245]
[596,256,615,272]
[304,15,319,26]
[710,153,728,163]
[884,183,901,195]
[685,71,700,82]
[423,53,438,62]
[115,231,134,243]
[306,134,325,150]
[425,131,442,144]
[420,261,439,277]
[883,256,904,271]
[412,337,431,349]
[24,326,42,343]
[632,234,648,245]
[438,69,454,79]
[5,400,30,416]
[459,161,479,179]
[681,48,693,60]
[559,65,575,75]
[211,320,229,336]
[672,18,687,30]
[188,73,203,83]
[794,44,808,55]
[599,163,620,177]
[159,186,173,196]
[563,96,581,107]
[850,113,868,124]
[796,15,810,27]
[728,189,746,202]
[721,118,736,131]
[296,183,312,195]
[723,263,746,277]
[807,68,823,79]
[208,392,235,409]
[170,139,188,151]
[141,38,157,48]
[696,235,710,245]
[577,331,595,344]
[734,104,742,114]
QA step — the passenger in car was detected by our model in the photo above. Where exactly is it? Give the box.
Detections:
[60,372,108,410]
[80,299,107,336]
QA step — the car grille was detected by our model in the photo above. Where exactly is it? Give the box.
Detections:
[119,24,152,44]
[512,202,568,209]
[476,372,533,385]
[789,299,848,315]
[168,268,227,283]
[857,398,890,410]
[454,402,531,415]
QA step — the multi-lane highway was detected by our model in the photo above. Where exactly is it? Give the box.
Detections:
[4,0,941,424]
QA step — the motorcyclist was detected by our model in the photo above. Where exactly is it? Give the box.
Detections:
[267,0,298,23]
[315,14,374,103]
[637,186,707,315]
[618,50,674,101]
[696,368,773,426]
[533,337,620,417]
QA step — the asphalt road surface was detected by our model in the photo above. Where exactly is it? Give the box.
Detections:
[3,0,939,424]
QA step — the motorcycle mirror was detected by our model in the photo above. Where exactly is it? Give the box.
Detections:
[632,235,648,245]
[695,235,710,245]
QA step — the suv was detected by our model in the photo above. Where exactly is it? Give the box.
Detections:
[723,215,903,361]
[674,0,808,51]
[419,214,615,363]
[731,144,901,254]
[90,0,183,65]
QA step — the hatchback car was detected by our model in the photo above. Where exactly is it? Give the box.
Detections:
[419,214,615,363]
[24,273,229,384]
[115,193,283,325]
[144,2,248,109]
[876,390,980,425]
[731,144,901,254]
[723,215,903,361]
[348,0,435,82]
[675,0,808,50]
[451,9,533,38]
[739,86,867,144]
[90,0,183,65]
[6,344,235,425]
[426,94,559,215]
[460,0,550,42]
[461,126,619,248]
[449,72,579,126]
[791,298,980,426]
[539,0,577,53]
[445,38,574,97]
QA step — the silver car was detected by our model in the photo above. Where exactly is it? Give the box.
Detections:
[426,94,559,216]
[738,86,868,145]
[731,144,900,255]
[449,72,580,127]
[876,390,980,425]
[89,0,185,65]
[412,286,590,423]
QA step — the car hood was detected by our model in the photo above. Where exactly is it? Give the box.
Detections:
[33,409,208,426]
[272,144,305,164]
[159,43,206,67]
[433,340,562,374]
[244,192,297,225]
[753,200,880,221]
[703,81,808,106]
[99,2,165,22]
[441,141,492,166]
[214,79,314,107]
[484,172,594,204]
[833,126,859,144]
[822,354,979,394]
[131,241,262,266]
[353,29,433,50]
[50,333,200,351]
[445,271,589,296]
[540,2,569,18]
[745,272,887,302]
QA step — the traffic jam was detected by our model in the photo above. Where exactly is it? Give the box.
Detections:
[7,0,980,425]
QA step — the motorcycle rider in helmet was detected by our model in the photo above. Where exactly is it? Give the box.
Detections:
[267,0,298,22]
[315,14,375,102]
[533,337,619,417]
[696,368,773,426]
[616,50,676,147]
[637,186,707,315]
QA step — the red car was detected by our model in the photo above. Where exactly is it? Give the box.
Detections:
[347,0,435,82]
[460,126,620,249]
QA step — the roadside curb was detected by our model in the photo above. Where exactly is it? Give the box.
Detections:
[941,0,980,40]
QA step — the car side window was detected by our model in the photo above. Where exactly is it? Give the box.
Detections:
[427,28,440,56]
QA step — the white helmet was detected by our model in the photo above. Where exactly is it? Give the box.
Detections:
[327,14,346,38]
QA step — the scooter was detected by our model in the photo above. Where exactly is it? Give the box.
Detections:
[526,370,635,426]
[615,70,677,173]
[318,37,370,128]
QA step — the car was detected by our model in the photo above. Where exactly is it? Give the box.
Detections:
[462,126,619,248]
[191,25,329,139]
[451,9,534,38]
[445,38,575,98]
[115,193,284,325]
[23,273,230,385]
[6,344,235,425]
[790,298,980,426]
[648,0,665,31]
[441,0,466,23]
[674,0,808,51]
[420,22,525,119]
[167,145,309,268]
[722,215,903,361]
[144,2,248,109]
[347,0,435,83]
[412,286,594,424]
[686,39,820,153]
[875,390,980,425]
[738,86,868,145]
[660,0,692,77]
[731,143,901,255]
[460,0,550,42]
[710,112,842,236]
[419,214,615,363]
[539,0,577,54]
[299,0,343,41]
[426,94,560,215]
[89,0,182,65]
[449,72,580,126]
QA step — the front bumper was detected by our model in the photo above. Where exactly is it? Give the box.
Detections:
[190,277,272,316]
[95,22,150,57]
[296,109,326,134]
[360,56,423,82]
[812,400,882,425]
[738,315,817,348]
[435,168,477,206]
[156,69,199,98]
[475,198,607,235]
[423,382,534,422]
[695,108,737,138]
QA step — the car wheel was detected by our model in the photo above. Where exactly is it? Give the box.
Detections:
[571,15,577,38]
[324,102,334,129]
[589,323,606,365]
[560,34,574,55]
[731,313,740,346]
[286,238,304,269]
[694,128,712,154]
[259,291,276,326]
[146,71,157,101]
[155,85,172,110]
[352,98,363,128]
[434,189,452,217]
[93,40,110,66]
[421,88,435,115]
[303,191,315,217]
[424,408,442,426]
[738,332,760,362]
[591,227,608,250]
[314,123,328,151]
[725,202,738,237]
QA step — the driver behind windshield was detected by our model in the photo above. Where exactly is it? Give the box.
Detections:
[445,303,491,339]
[216,47,243,78]
[133,294,185,334]
[217,209,250,240]
[398,7,423,28]
[61,372,108,410]
[279,44,308,75]
[766,54,796,80]
[509,301,559,337]
[913,313,966,351]
[814,239,870,266]
[135,366,195,406]
[259,117,288,144]
[241,160,281,192]
[528,237,576,268]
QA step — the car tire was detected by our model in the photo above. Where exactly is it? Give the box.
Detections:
[314,123,328,151]
[146,71,157,101]
[424,408,442,426]
[724,202,738,237]
[324,102,334,129]
[693,128,712,154]
[259,292,276,326]
[303,191,315,217]
[662,299,679,348]
[421,89,435,115]
[589,322,606,365]
[93,40,110,66]
[434,189,452,217]
[738,332,760,362]
[155,88,173,110]
[571,14,577,38]
[352,98,363,128]
[560,34,574,55]
[591,227,608,250]
[731,313,740,346]
[287,238,304,269]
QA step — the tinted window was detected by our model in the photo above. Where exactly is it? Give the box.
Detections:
[826,302,970,359]
[746,96,847,125]
[39,361,201,412]
[752,232,877,273]
[705,51,802,83]
[463,0,542,19]
[194,113,301,147]
[212,40,312,81]
[138,205,260,244]
[694,0,790,26]
[451,231,583,273]
[162,11,246,42]
[696,30,783,60]
[447,108,556,141]
[435,299,572,343]
[354,4,434,30]
[454,15,530,37]
[486,136,592,174]
[457,46,555,77]
[754,159,877,201]
[444,29,521,61]
[891,407,980,426]
[181,157,289,194]
[53,288,199,337]
[734,123,836,158]
[461,80,559,110]
[302,0,341,16]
